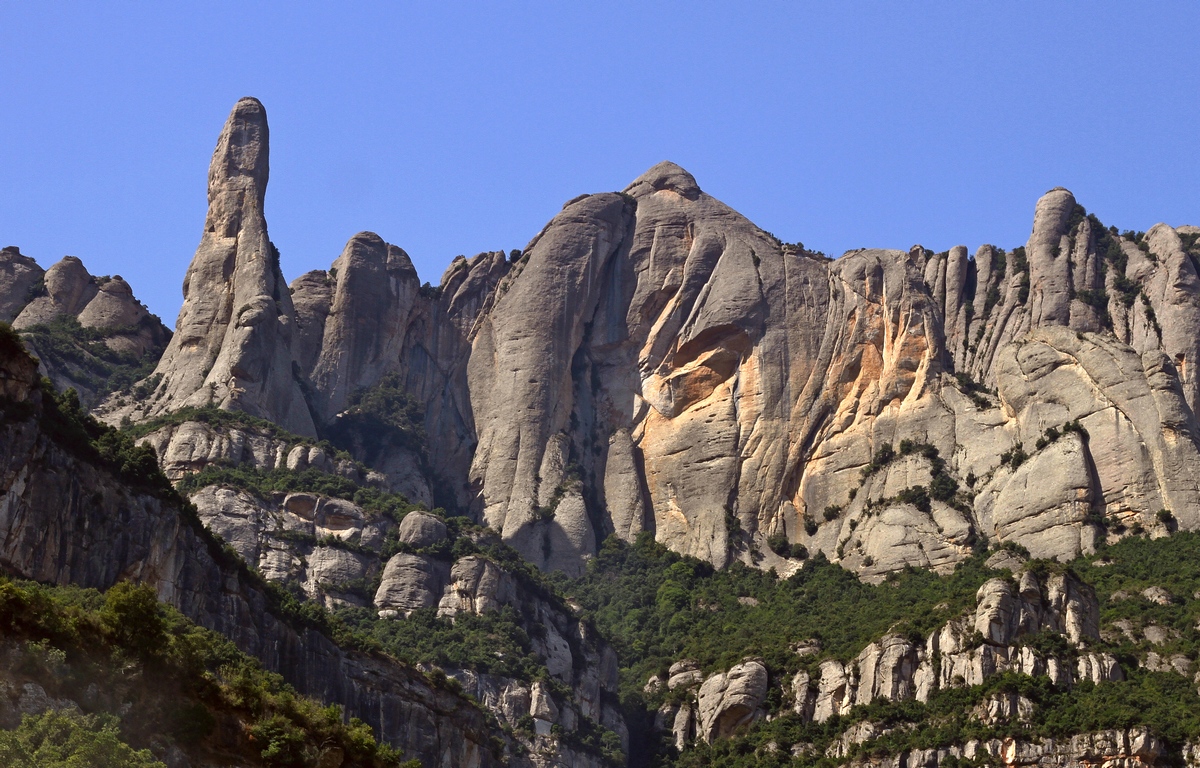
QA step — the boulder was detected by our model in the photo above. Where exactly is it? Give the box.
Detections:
[397,511,448,548]
[374,554,449,615]
[696,661,768,742]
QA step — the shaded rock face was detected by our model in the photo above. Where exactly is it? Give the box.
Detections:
[183,472,626,764]
[308,232,419,418]
[0,385,499,766]
[128,98,314,436]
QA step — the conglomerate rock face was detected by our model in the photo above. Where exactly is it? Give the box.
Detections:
[121,97,314,436]
[10,97,1200,581]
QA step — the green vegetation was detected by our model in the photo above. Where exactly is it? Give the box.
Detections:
[999,443,1028,469]
[125,404,358,465]
[951,372,993,410]
[338,606,549,681]
[38,381,175,501]
[669,670,1200,768]
[0,578,403,767]
[17,315,163,400]
[850,441,968,519]
[175,464,425,523]
[562,531,1200,766]
[0,710,163,768]
[565,534,995,703]
[325,373,428,459]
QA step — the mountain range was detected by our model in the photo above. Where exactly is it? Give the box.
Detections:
[3,96,1200,767]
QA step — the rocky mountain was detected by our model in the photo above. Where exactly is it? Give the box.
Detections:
[0,246,170,407]
[4,95,1200,766]
[91,98,1200,582]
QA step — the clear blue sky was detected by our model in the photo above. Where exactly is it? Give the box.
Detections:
[2,3,1198,322]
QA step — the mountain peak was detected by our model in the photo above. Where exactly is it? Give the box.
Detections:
[624,160,701,200]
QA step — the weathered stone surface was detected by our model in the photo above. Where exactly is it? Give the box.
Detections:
[129,98,314,435]
[76,276,145,329]
[1143,586,1175,605]
[696,661,768,742]
[0,247,43,323]
[855,635,921,704]
[374,553,449,615]
[0,387,501,765]
[1078,652,1124,683]
[96,98,1200,583]
[436,555,516,617]
[308,232,418,420]
[466,191,635,573]
[13,256,97,328]
[668,660,704,691]
[397,510,448,547]
[139,420,388,489]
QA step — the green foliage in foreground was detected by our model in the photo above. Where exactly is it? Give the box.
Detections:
[0,709,164,768]
[0,579,403,767]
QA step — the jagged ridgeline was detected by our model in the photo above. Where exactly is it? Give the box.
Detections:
[3,95,1200,766]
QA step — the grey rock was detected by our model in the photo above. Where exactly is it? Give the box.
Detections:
[1077,653,1124,683]
[308,232,418,420]
[973,692,1034,726]
[1142,586,1175,605]
[374,554,449,615]
[984,549,1028,572]
[130,98,314,435]
[0,247,44,323]
[397,511,447,547]
[13,256,98,328]
[696,661,769,742]
[437,555,516,616]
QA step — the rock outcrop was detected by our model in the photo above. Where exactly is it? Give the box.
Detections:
[0,247,42,323]
[0,347,500,766]
[80,97,1200,580]
[184,475,626,763]
[124,97,314,435]
[838,728,1165,768]
[659,562,1106,745]
[695,661,769,742]
[0,250,170,406]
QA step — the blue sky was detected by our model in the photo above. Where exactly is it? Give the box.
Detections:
[2,3,1198,322]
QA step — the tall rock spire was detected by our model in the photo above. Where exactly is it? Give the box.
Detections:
[141,97,315,435]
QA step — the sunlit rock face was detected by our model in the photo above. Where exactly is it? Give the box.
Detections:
[72,96,1200,579]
